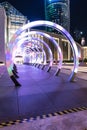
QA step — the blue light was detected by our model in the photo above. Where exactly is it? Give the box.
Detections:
[49,0,62,3]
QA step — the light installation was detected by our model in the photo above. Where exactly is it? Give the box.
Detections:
[13,36,53,72]
[6,20,79,85]
[21,42,45,66]
[24,47,45,65]
[20,40,46,65]
[19,41,47,65]
[13,37,48,66]
[16,31,63,73]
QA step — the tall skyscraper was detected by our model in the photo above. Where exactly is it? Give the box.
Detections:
[44,0,70,32]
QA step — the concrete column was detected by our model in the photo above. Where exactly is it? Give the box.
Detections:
[0,7,6,63]
[68,42,71,60]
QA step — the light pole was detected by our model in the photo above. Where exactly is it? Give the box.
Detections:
[81,37,85,62]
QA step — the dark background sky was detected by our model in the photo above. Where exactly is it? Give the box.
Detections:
[0,0,87,36]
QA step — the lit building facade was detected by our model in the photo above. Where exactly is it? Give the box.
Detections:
[44,0,70,32]
[42,31,71,61]
[0,1,28,63]
[0,1,28,46]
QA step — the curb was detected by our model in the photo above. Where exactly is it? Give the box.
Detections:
[0,106,87,128]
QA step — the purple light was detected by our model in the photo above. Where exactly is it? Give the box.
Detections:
[7,20,79,82]
[14,36,52,66]
[17,31,63,71]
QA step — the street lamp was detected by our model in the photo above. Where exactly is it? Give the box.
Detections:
[81,37,85,62]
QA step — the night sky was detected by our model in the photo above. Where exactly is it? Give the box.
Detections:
[0,0,87,35]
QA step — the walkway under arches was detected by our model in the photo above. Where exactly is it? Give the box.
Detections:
[0,63,87,124]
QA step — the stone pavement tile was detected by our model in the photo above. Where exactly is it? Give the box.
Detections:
[18,93,55,118]
[46,88,87,112]
[0,96,19,123]
[0,68,15,87]
[17,83,44,96]
[0,86,17,98]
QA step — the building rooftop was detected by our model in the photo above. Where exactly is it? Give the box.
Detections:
[0,1,27,18]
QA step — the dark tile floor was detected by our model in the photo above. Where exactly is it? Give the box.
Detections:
[0,64,87,123]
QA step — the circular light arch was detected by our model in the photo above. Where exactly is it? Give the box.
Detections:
[13,37,53,70]
[16,31,63,73]
[6,20,79,82]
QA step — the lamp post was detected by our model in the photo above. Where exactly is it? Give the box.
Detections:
[81,37,85,63]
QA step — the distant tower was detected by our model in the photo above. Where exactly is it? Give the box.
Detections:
[44,0,70,32]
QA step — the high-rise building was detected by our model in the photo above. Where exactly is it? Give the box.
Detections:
[44,0,70,32]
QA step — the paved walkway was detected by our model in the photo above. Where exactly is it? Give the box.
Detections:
[0,64,87,130]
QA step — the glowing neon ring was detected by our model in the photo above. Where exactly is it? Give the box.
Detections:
[16,31,63,73]
[13,37,47,65]
[7,20,79,81]
[13,36,53,72]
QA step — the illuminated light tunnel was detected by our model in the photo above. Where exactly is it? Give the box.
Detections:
[16,37,52,66]
[6,20,79,86]
[29,47,46,66]
[15,31,63,73]
[25,44,46,66]
[26,47,40,65]
[14,39,47,65]
[13,39,47,69]
[18,40,47,66]
[13,36,53,72]
[27,45,47,69]
[23,46,45,68]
